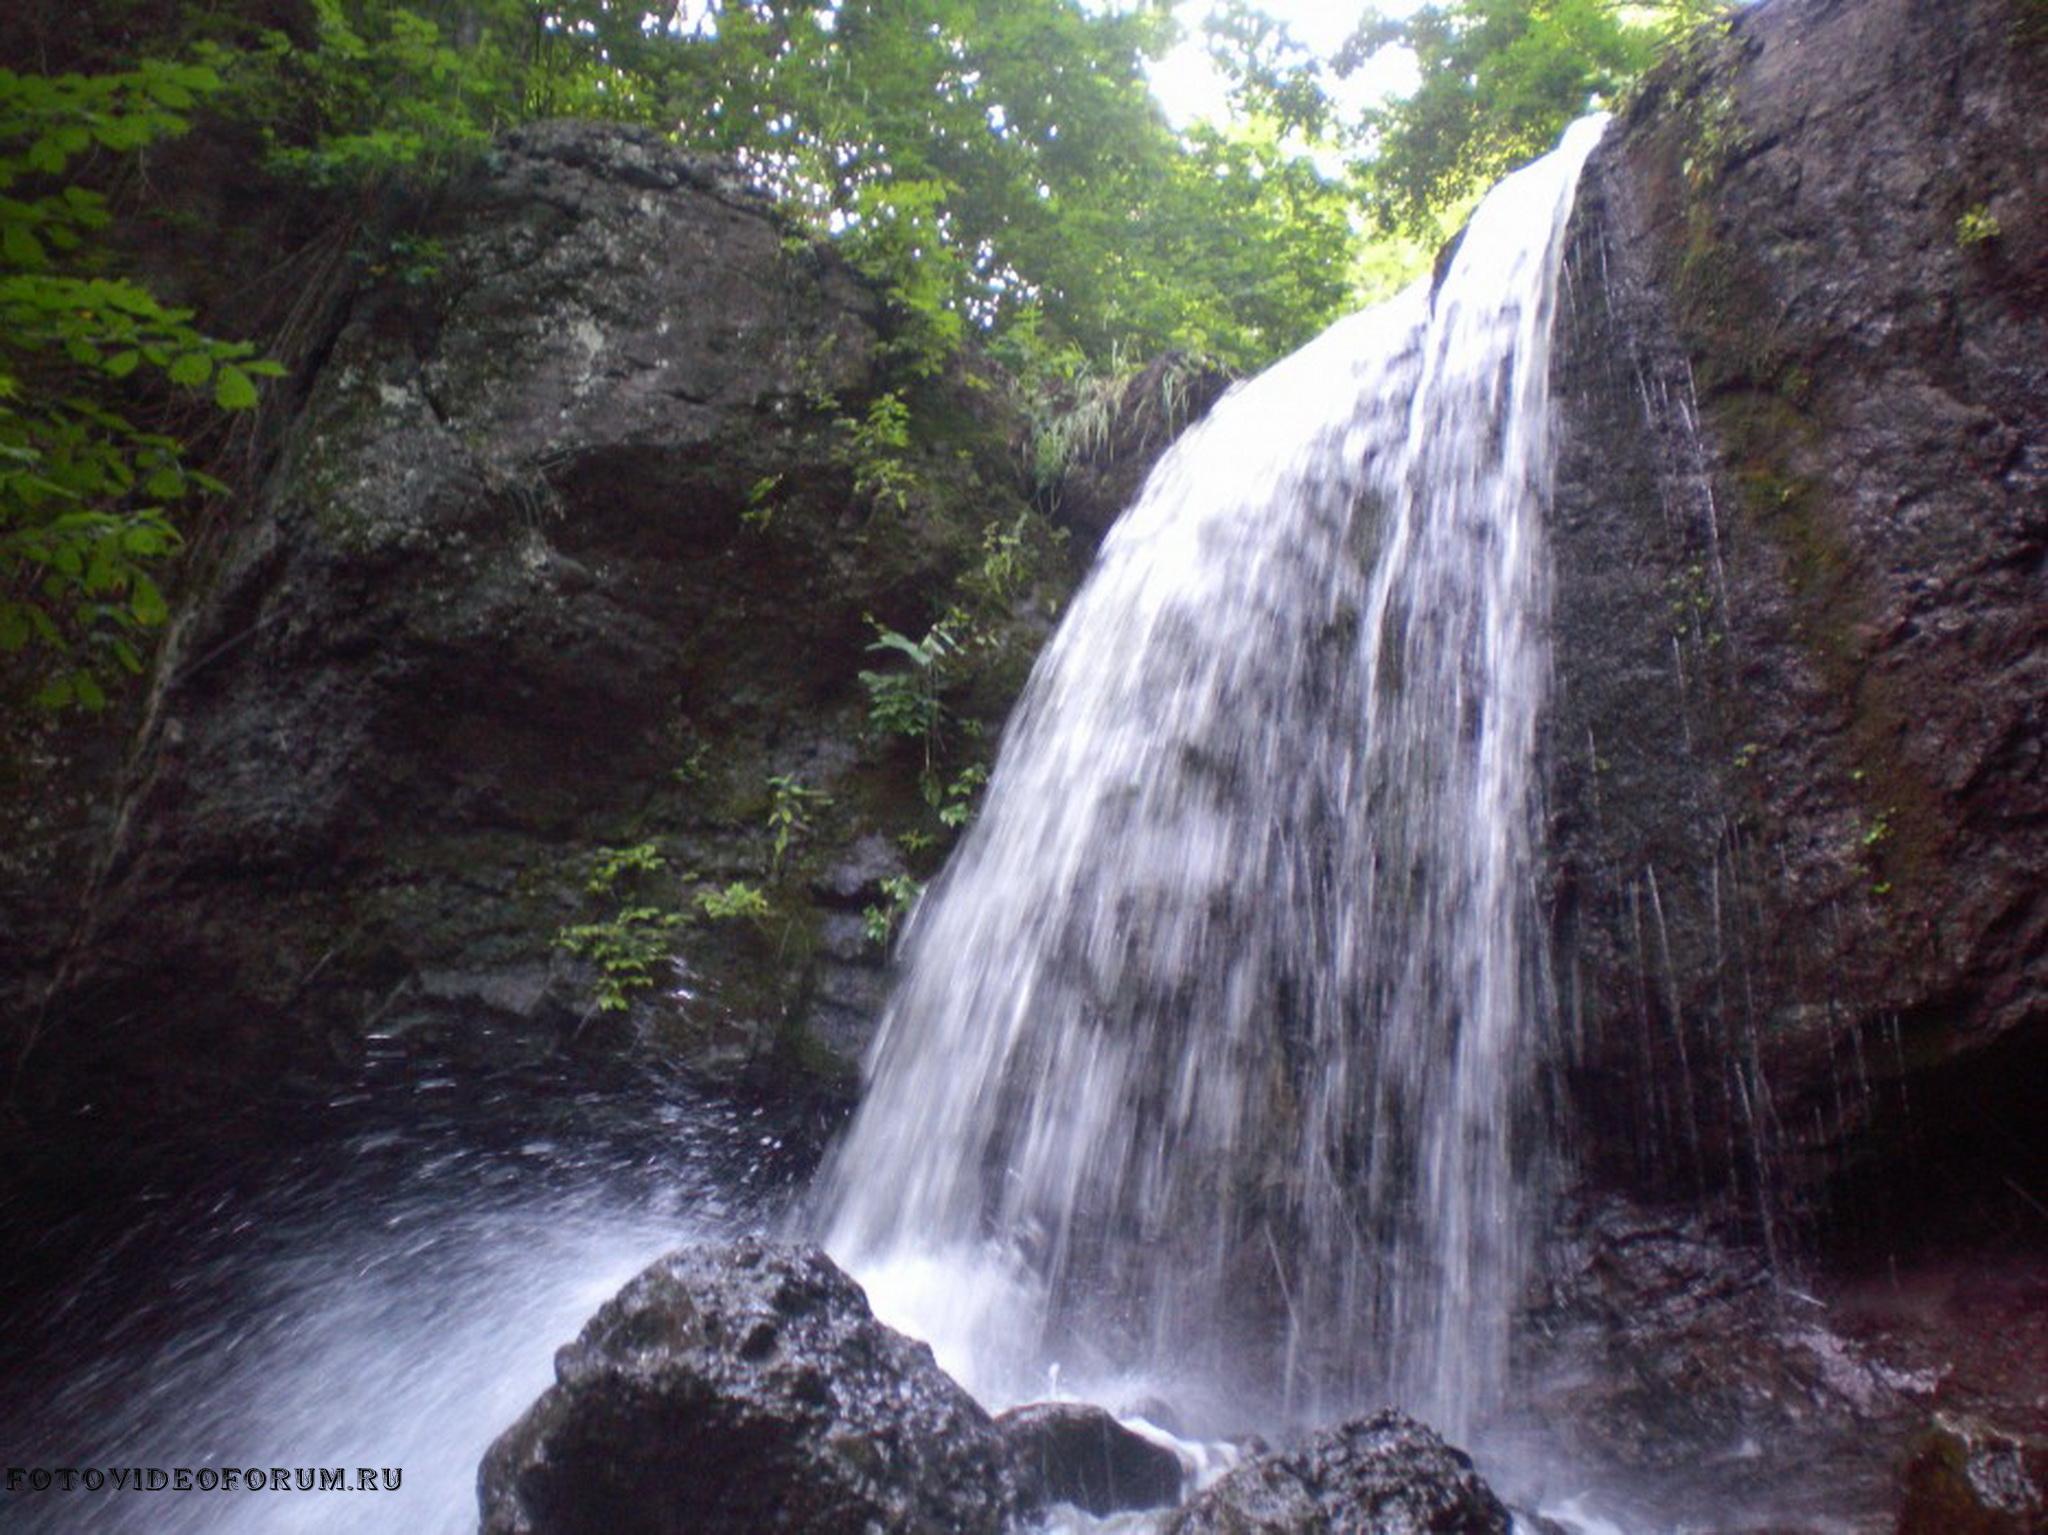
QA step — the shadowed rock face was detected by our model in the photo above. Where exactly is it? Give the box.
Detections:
[11,121,1077,1135]
[1162,1410,1511,1535]
[1544,0,2046,1247]
[478,1239,1024,1535]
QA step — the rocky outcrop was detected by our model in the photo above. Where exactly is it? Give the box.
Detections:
[1546,0,2046,1245]
[8,121,1081,1132]
[1518,1194,1945,1530]
[1162,1410,1510,1535]
[478,1238,1023,1535]
[1037,352,1233,543]
[995,1400,1186,1515]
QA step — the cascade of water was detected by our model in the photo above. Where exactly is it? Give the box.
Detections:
[816,117,1608,1440]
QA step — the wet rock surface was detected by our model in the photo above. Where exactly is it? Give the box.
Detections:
[1162,1409,1511,1535]
[477,1237,1023,1535]
[1519,1195,1944,1531]
[1546,0,2047,1241]
[996,1400,1186,1515]
[1896,1413,2048,1535]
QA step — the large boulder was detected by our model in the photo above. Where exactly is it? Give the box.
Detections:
[477,1238,1023,1535]
[1162,1410,1510,1535]
[8,120,1079,1137]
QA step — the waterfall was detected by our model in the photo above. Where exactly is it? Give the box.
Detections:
[817,116,1607,1441]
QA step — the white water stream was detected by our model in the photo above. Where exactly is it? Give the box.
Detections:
[819,116,1609,1446]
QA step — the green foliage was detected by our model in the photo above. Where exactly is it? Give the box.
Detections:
[1002,338,1212,497]
[1955,203,2001,247]
[764,774,830,874]
[741,473,782,532]
[695,881,772,921]
[671,742,710,786]
[205,0,1358,372]
[862,871,923,948]
[859,618,958,759]
[556,841,685,1010]
[233,0,565,189]
[838,390,920,515]
[935,761,987,828]
[1340,0,1729,236]
[957,513,1052,611]
[554,906,685,1011]
[584,840,665,893]
[0,57,276,710]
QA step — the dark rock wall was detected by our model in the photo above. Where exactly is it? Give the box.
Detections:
[8,122,1083,1132]
[1547,0,2045,1249]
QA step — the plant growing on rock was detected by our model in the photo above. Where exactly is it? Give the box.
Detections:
[554,908,686,1012]
[764,775,830,874]
[555,842,685,1012]
[695,881,772,922]
[859,619,957,765]
[1955,203,2001,246]
[838,390,920,516]
[862,872,923,948]
[935,762,987,828]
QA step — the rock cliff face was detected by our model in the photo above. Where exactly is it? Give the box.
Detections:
[1545,0,2045,1249]
[9,122,1085,1133]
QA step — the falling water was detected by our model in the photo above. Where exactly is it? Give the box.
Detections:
[818,117,1607,1440]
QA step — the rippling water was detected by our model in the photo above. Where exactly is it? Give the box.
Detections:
[0,1064,806,1535]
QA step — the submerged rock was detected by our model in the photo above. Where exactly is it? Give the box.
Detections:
[996,1400,1186,1515]
[1162,1409,1510,1535]
[477,1237,1022,1535]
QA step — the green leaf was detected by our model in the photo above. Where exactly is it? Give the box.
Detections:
[214,364,259,410]
[130,574,168,626]
[167,353,212,387]
[3,221,47,268]
[104,349,141,378]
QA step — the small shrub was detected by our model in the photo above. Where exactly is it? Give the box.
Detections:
[1955,204,2001,247]
[764,775,830,873]
[555,908,685,1012]
[862,873,923,947]
[696,881,772,921]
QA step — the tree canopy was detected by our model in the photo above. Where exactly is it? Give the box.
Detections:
[1338,0,1729,236]
[0,0,1730,713]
